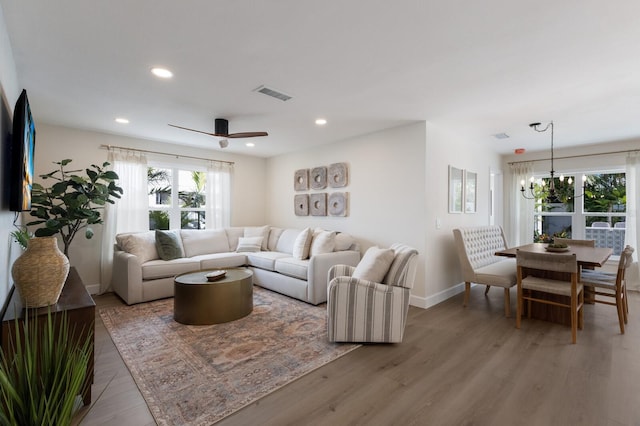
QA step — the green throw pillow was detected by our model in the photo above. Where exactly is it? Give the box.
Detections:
[155,230,184,261]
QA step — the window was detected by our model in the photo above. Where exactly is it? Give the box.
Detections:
[147,166,208,230]
[531,170,627,254]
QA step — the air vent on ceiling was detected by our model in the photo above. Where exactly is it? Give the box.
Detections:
[253,85,292,102]
[493,133,510,139]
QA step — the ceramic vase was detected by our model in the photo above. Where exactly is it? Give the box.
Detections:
[11,236,70,308]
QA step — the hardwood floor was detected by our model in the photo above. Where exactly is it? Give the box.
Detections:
[76,285,640,425]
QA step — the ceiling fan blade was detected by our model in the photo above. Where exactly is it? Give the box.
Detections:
[227,131,269,138]
[168,124,226,137]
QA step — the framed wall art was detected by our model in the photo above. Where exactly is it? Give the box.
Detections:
[448,165,463,213]
[465,170,477,214]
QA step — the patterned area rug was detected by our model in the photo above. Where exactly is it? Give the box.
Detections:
[100,287,359,425]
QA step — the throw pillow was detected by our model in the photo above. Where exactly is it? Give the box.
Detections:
[236,236,264,253]
[352,246,395,283]
[244,225,270,250]
[155,230,184,261]
[310,230,336,256]
[116,231,159,263]
[334,232,355,251]
[292,227,312,260]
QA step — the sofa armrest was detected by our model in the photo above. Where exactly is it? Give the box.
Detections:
[328,264,356,282]
[112,250,143,305]
[307,250,361,305]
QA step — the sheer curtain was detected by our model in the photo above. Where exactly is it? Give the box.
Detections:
[205,162,233,229]
[625,153,640,291]
[100,149,148,293]
[509,162,535,246]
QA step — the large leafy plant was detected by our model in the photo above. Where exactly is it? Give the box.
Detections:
[0,310,93,425]
[27,159,123,256]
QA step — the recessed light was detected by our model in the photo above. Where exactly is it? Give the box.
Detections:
[151,67,173,79]
[315,118,327,126]
[115,117,129,124]
[246,142,255,147]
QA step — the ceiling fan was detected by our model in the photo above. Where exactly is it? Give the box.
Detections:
[168,118,268,140]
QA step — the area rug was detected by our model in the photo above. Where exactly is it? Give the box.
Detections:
[100,287,359,425]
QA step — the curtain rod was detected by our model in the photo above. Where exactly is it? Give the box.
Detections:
[99,144,235,166]
[508,148,640,165]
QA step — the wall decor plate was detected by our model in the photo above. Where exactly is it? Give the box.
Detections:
[294,169,308,191]
[328,192,348,216]
[310,193,327,216]
[310,167,327,190]
[294,194,309,216]
[328,162,348,188]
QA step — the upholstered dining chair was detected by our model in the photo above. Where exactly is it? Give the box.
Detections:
[327,243,418,343]
[516,250,583,344]
[580,245,634,334]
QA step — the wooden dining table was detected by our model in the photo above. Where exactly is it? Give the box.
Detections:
[495,243,613,325]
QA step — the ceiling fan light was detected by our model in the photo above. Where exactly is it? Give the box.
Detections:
[315,118,327,126]
[246,142,255,147]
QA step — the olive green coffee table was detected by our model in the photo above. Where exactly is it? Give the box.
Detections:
[173,268,253,325]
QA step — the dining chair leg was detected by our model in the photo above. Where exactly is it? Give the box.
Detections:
[578,289,584,330]
[527,295,532,320]
[485,285,491,296]
[616,290,625,334]
[463,282,471,307]
[623,285,630,317]
[571,285,577,344]
[516,284,522,329]
[503,288,511,318]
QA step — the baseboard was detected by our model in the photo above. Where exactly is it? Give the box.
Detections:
[86,283,100,295]
[409,282,468,309]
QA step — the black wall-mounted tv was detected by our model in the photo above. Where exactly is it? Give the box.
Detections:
[9,89,36,212]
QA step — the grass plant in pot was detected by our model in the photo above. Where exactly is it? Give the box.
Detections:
[0,309,93,425]
[11,159,122,307]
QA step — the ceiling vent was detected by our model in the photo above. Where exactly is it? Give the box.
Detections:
[492,132,510,139]
[253,85,292,102]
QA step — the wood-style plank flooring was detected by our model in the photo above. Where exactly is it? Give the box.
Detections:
[75,286,640,425]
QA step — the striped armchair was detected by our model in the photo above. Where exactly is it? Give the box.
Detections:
[327,244,419,343]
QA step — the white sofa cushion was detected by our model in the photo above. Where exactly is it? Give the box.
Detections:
[310,230,336,256]
[116,231,159,263]
[292,228,313,260]
[268,227,285,251]
[236,236,263,253]
[141,257,201,280]
[275,228,301,254]
[353,246,394,282]
[225,227,245,251]
[181,229,230,257]
[334,232,355,251]
[275,257,309,280]
[244,225,270,250]
[195,252,248,269]
[247,251,290,271]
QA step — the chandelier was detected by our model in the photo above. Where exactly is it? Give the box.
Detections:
[520,121,585,203]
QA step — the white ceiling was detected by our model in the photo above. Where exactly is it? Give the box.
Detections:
[2,0,640,157]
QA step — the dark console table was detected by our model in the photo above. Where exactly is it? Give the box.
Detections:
[1,267,95,406]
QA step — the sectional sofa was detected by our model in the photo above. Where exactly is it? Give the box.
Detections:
[112,226,360,305]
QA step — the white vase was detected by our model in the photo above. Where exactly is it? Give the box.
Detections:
[11,236,70,308]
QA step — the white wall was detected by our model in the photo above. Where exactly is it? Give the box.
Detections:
[265,121,502,308]
[33,123,268,291]
[0,6,21,310]
[423,122,503,306]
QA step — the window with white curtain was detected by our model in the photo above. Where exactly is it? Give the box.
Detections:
[147,161,231,230]
[531,169,627,254]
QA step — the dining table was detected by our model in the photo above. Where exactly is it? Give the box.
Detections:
[495,243,613,325]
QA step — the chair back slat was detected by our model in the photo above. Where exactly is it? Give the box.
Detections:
[553,238,595,247]
[516,250,577,274]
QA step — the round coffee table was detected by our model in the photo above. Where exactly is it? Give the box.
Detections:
[173,268,253,325]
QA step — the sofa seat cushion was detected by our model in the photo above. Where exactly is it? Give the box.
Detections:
[274,257,309,280]
[473,258,517,287]
[194,252,248,269]
[142,258,201,280]
[247,251,290,271]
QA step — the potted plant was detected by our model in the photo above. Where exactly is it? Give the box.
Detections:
[27,159,123,257]
[0,310,92,425]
